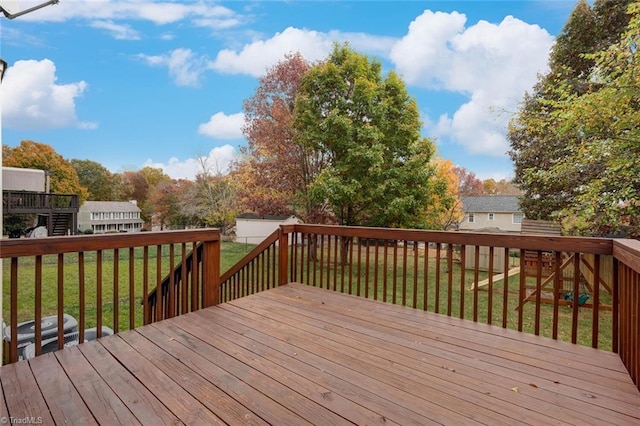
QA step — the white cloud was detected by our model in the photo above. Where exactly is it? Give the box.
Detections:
[391,11,554,156]
[210,27,331,77]
[143,145,237,180]
[210,27,397,77]
[90,20,141,40]
[138,48,206,86]
[2,59,96,130]
[11,0,242,29]
[198,112,245,139]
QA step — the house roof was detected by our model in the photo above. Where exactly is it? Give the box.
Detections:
[461,196,521,213]
[80,201,141,213]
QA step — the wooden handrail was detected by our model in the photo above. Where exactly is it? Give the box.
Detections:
[220,228,281,283]
[2,229,220,364]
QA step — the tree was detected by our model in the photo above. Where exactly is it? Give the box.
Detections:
[453,166,483,197]
[508,0,633,223]
[71,159,119,201]
[149,179,197,230]
[233,52,330,221]
[3,140,88,200]
[294,43,438,228]
[424,158,462,230]
[482,178,522,195]
[194,157,239,234]
[549,2,640,236]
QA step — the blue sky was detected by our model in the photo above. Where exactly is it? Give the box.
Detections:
[1,0,576,181]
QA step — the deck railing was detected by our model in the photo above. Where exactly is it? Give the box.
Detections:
[613,239,640,389]
[3,224,638,391]
[1,229,220,364]
[218,224,639,390]
[2,190,79,213]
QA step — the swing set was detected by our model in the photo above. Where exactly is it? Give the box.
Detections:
[515,251,613,311]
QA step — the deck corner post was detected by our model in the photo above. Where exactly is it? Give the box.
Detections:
[278,226,290,286]
[202,234,221,307]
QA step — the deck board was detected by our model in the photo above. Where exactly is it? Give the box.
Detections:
[2,283,639,425]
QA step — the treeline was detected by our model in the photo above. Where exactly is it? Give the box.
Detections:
[508,0,639,237]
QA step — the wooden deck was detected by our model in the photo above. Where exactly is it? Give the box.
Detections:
[2,283,639,425]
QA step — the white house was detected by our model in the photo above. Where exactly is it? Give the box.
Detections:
[235,213,300,245]
[78,201,144,234]
[460,195,523,272]
[460,195,523,233]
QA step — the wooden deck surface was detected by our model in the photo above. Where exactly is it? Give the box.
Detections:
[2,283,639,425]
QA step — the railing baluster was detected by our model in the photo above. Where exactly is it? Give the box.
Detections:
[459,245,466,319]
[423,242,429,311]
[402,241,408,307]
[383,242,388,303]
[435,244,441,314]
[487,246,494,325]
[188,243,195,311]
[180,244,187,313]
[365,239,370,299]
[518,249,526,332]
[97,250,103,338]
[9,258,18,363]
[79,251,86,342]
[113,248,119,333]
[319,235,325,289]
[326,234,332,290]
[552,251,562,340]
[392,242,398,304]
[535,251,542,335]
[143,246,149,325]
[156,245,162,321]
[57,254,64,350]
[413,242,418,309]
[356,239,362,297]
[348,237,354,295]
[571,252,581,344]
[502,248,509,328]
[592,254,600,348]
[333,235,343,291]
[130,247,136,329]
[35,256,43,356]
[446,244,453,316]
[374,240,379,301]
[473,246,479,322]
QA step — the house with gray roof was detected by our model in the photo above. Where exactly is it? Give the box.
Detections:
[78,201,144,234]
[459,195,523,233]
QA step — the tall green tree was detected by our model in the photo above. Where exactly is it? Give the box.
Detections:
[294,43,438,228]
[508,0,633,225]
[550,2,640,236]
[71,159,119,201]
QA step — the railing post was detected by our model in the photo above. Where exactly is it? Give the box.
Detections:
[279,225,291,286]
[202,237,221,307]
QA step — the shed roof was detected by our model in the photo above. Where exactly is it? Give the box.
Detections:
[461,196,521,213]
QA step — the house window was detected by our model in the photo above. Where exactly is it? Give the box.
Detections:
[488,213,495,221]
[513,213,524,224]
[468,213,475,223]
